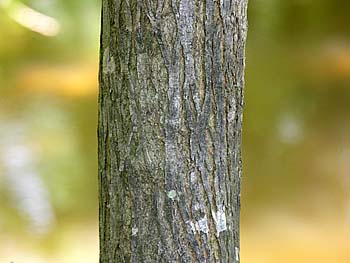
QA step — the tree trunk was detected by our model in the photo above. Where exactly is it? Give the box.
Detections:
[98,0,248,262]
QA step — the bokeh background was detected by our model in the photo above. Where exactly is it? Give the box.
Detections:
[0,0,349,262]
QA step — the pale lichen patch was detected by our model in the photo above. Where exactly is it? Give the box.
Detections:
[235,246,240,262]
[197,216,209,234]
[132,227,138,236]
[193,203,200,211]
[188,221,196,232]
[187,216,209,235]
[214,205,227,235]
[167,190,177,200]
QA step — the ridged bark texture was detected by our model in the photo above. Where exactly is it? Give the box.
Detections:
[98,0,248,262]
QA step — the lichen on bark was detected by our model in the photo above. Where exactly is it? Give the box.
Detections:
[98,0,248,262]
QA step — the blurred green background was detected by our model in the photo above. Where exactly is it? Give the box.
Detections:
[0,0,349,262]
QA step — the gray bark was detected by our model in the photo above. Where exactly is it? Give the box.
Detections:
[98,0,248,262]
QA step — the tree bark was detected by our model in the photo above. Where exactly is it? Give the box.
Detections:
[98,0,248,262]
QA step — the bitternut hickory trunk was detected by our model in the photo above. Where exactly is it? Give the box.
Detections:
[98,0,248,262]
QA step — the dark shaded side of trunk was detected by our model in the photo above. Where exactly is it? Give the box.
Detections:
[98,0,248,262]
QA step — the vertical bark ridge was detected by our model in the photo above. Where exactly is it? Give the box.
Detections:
[98,0,248,262]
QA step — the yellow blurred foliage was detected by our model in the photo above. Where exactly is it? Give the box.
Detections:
[302,42,350,81]
[318,45,350,79]
[15,61,98,98]
[0,221,98,263]
[242,215,350,263]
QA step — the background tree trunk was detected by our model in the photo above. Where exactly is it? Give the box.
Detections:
[98,0,248,262]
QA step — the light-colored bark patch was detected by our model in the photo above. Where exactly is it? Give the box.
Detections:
[102,47,115,74]
[187,216,209,235]
[235,247,240,262]
[215,205,227,235]
[132,227,138,236]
